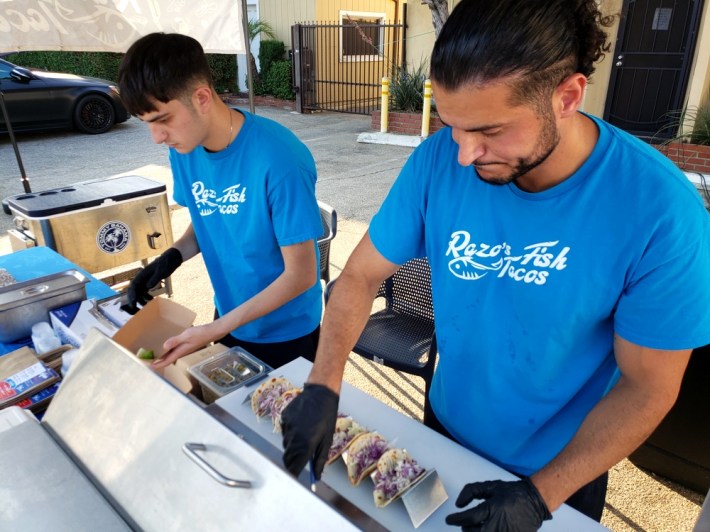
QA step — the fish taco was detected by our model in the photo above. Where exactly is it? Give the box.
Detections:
[372,448,426,507]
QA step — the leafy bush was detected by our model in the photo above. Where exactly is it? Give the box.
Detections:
[263,60,295,100]
[390,61,428,112]
[258,40,286,80]
[4,51,237,92]
[5,51,123,82]
[653,91,710,147]
[206,54,237,93]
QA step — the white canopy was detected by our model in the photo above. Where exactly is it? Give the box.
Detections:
[0,0,246,54]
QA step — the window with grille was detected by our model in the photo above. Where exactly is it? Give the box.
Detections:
[340,11,385,61]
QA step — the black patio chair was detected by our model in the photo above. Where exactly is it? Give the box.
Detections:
[325,257,438,420]
[317,201,337,283]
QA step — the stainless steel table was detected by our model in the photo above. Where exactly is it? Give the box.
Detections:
[216,358,608,531]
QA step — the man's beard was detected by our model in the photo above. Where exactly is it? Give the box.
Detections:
[476,113,561,186]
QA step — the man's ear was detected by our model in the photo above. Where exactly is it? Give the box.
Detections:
[555,73,587,118]
[192,85,213,114]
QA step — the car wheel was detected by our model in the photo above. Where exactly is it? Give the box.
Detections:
[73,95,116,134]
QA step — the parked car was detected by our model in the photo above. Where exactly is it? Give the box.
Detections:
[0,58,130,134]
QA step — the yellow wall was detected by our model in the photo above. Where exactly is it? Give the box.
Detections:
[316,0,396,22]
[403,0,450,72]
[684,0,710,133]
[259,0,316,51]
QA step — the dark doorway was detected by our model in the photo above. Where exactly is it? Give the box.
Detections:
[603,0,704,140]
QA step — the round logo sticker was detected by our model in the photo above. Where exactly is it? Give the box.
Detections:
[97,220,131,254]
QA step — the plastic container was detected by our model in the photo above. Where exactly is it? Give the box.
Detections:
[188,347,271,404]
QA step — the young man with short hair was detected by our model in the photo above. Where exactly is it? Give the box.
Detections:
[281,0,710,529]
[118,33,323,369]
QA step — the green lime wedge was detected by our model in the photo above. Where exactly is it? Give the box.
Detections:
[137,347,155,360]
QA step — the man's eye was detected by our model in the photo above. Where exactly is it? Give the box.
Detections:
[482,129,501,137]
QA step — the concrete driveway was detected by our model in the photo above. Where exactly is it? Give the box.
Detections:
[0,105,704,530]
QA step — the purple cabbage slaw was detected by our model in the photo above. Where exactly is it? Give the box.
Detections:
[373,453,425,502]
[351,436,390,480]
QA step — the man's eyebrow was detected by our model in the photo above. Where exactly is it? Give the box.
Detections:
[141,112,169,123]
[439,117,504,132]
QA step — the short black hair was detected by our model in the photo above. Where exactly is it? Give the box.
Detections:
[118,32,214,116]
[431,0,615,109]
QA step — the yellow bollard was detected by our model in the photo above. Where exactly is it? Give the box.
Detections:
[421,78,432,138]
[380,77,390,133]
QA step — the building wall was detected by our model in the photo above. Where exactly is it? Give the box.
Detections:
[404,0,710,123]
[682,0,710,134]
[315,0,397,21]
[259,0,316,51]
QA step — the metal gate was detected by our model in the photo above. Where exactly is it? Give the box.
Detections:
[603,0,704,139]
[291,22,404,115]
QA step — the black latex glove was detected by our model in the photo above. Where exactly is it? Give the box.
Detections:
[445,477,552,532]
[124,247,183,312]
[281,383,339,480]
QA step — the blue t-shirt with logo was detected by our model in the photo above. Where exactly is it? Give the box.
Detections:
[369,114,710,476]
[171,110,322,343]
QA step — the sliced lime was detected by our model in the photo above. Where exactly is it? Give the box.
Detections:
[137,347,155,360]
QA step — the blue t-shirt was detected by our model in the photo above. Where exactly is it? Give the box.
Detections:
[171,110,323,343]
[369,113,710,476]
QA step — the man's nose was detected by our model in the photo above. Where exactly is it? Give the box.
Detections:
[148,124,167,144]
[454,131,486,166]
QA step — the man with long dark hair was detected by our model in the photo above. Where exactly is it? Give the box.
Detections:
[118,33,323,369]
[281,0,710,529]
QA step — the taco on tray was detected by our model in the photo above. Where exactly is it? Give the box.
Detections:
[271,388,302,433]
[372,448,426,507]
[327,416,367,464]
[250,377,293,417]
[344,432,390,486]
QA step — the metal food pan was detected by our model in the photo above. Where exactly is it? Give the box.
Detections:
[188,347,271,404]
[0,269,88,343]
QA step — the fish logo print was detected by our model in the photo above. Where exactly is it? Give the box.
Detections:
[446,230,569,286]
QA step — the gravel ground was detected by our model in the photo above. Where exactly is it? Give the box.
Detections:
[0,105,705,531]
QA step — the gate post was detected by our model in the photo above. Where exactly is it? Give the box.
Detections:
[291,24,304,114]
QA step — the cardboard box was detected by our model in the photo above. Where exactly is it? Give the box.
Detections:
[164,343,229,395]
[50,299,119,348]
[112,298,197,393]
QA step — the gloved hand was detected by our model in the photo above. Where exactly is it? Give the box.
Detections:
[124,247,183,312]
[281,383,339,480]
[445,477,552,531]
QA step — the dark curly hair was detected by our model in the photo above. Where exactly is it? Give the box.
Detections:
[431,0,616,110]
[118,33,214,116]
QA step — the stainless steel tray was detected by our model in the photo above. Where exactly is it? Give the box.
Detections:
[0,269,88,342]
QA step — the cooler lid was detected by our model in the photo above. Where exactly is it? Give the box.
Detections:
[6,175,166,218]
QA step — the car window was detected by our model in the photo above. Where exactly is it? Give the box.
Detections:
[0,60,15,80]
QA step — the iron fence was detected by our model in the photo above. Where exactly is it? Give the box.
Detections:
[291,22,404,115]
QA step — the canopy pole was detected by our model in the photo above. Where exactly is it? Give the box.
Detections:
[0,87,31,194]
[240,0,255,114]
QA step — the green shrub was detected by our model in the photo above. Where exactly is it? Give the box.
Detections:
[206,54,237,93]
[5,51,123,82]
[390,61,428,112]
[258,40,285,80]
[262,60,294,100]
[5,51,237,93]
